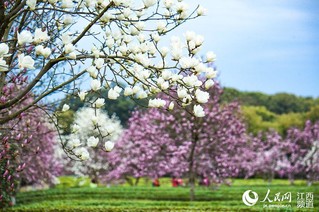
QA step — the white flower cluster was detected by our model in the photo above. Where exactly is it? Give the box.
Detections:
[19,0,215,120]
[0,28,51,71]
[7,0,214,122]
[64,107,122,160]
[50,0,214,118]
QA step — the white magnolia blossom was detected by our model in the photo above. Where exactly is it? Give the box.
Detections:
[176,2,189,13]
[104,141,115,152]
[91,115,98,125]
[197,5,207,16]
[160,47,169,57]
[78,91,87,101]
[64,43,75,54]
[195,89,210,104]
[35,45,51,58]
[206,67,218,79]
[206,51,217,62]
[106,125,115,134]
[91,79,101,91]
[168,102,174,110]
[179,57,199,69]
[63,15,73,25]
[68,52,77,59]
[87,136,99,147]
[148,98,166,108]
[185,31,196,41]
[86,66,98,78]
[61,0,74,8]
[18,54,35,69]
[193,104,205,117]
[0,43,9,57]
[17,30,33,45]
[93,98,105,108]
[62,104,70,112]
[136,90,148,99]
[157,21,166,32]
[0,58,8,72]
[94,58,104,69]
[108,87,121,100]
[124,87,134,96]
[34,28,50,44]
[68,138,81,148]
[164,0,174,8]
[177,87,188,99]
[183,74,202,87]
[92,46,101,58]
[205,79,215,90]
[26,0,37,10]
[143,0,157,8]
[74,147,90,160]
[62,33,72,45]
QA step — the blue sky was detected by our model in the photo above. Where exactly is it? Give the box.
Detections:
[172,0,319,97]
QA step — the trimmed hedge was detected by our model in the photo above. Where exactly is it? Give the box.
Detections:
[7,179,319,211]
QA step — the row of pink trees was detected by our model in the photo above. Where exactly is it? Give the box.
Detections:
[242,121,319,185]
[280,121,319,185]
[106,85,319,200]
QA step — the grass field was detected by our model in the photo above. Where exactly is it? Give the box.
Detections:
[8,178,319,211]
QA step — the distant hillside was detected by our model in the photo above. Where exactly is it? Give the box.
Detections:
[221,87,319,114]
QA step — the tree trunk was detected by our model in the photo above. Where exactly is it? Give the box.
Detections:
[188,123,199,201]
[134,177,140,186]
[189,170,195,201]
[288,173,295,185]
[125,176,133,186]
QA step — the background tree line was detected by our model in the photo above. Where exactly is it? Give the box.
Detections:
[58,87,319,136]
[221,88,319,135]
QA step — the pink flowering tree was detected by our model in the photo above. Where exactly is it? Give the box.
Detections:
[15,118,62,187]
[237,121,319,186]
[107,109,188,185]
[108,85,248,200]
[283,121,319,185]
[242,131,289,183]
[0,75,61,207]
[167,86,247,200]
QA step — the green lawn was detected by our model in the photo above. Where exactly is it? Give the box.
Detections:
[8,179,319,211]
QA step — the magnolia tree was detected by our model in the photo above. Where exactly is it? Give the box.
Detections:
[107,109,187,185]
[0,0,216,206]
[0,76,61,207]
[60,107,122,183]
[108,85,248,200]
[0,0,216,158]
[241,131,289,183]
[0,0,216,207]
[283,121,319,185]
[164,86,247,200]
[238,121,319,185]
